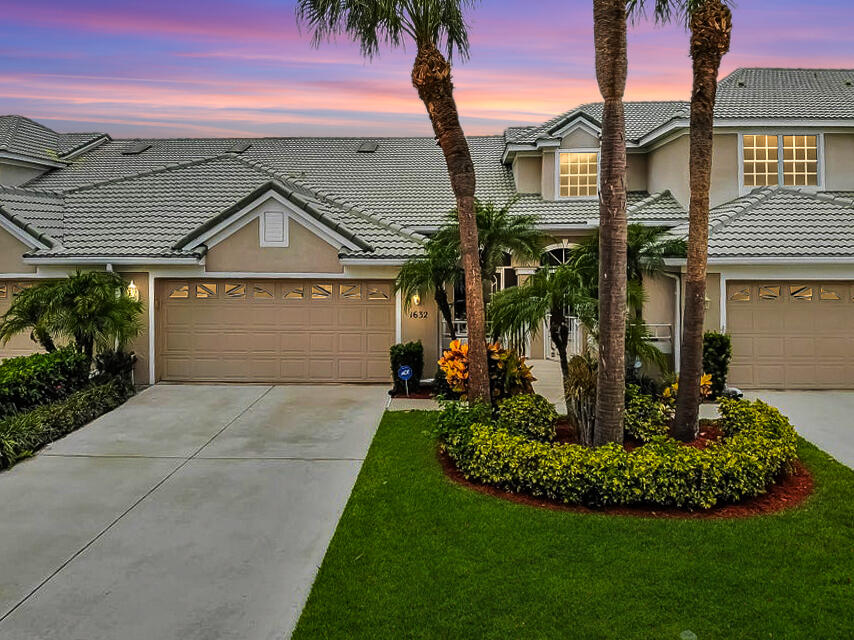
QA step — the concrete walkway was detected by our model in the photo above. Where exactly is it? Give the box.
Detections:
[0,384,387,640]
[744,390,854,469]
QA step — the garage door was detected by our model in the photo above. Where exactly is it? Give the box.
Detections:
[0,281,43,360]
[726,281,854,389]
[157,279,395,383]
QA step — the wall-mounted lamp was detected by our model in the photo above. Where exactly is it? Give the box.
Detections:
[704,295,711,310]
[411,293,421,307]
[127,280,140,302]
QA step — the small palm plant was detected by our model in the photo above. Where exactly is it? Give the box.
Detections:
[394,238,461,340]
[0,284,58,352]
[433,198,549,303]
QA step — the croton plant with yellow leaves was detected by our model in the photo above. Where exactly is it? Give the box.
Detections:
[438,340,535,401]
[662,373,714,402]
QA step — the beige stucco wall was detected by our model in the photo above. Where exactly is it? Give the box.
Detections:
[679,272,721,333]
[824,133,854,190]
[0,162,46,186]
[560,128,599,149]
[512,155,541,194]
[627,153,648,192]
[0,229,35,273]
[206,217,344,273]
[647,133,739,209]
[117,271,150,385]
[541,151,556,200]
[401,294,441,375]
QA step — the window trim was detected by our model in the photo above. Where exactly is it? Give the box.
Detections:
[259,210,289,247]
[738,132,825,195]
[555,148,600,201]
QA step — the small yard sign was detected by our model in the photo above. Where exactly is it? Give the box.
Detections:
[397,365,413,396]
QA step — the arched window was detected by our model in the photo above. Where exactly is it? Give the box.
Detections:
[541,242,577,267]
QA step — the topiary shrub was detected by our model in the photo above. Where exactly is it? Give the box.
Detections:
[389,341,424,394]
[0,348,90,419]
[624,384,673,443]
[442,397,798,510]
[496,394,559,441]
[703,331,733,399]
[0,379,133,469]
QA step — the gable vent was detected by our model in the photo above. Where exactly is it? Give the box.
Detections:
[122,141,152,155]
[229,141,252,153]
[356,141,379,153]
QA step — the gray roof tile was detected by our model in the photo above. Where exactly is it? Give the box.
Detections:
[0,116,107,164]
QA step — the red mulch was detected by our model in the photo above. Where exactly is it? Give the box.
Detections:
[389,389,435,399]
[438,430,815,519]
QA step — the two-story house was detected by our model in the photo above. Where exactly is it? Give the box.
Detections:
[1,68,853,389]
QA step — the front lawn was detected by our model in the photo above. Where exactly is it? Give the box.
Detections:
[294,410,854,640]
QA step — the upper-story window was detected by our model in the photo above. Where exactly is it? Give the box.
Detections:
[558,151,598,198]
[742,134,819,188]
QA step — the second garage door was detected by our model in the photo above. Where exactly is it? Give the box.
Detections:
[157,279,395,383]
[726,281,854,389]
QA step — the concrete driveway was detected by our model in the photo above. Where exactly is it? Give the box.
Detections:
[744,390,854,469]
[0,384,388,640]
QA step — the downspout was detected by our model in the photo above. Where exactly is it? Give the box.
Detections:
[662,272,682,374]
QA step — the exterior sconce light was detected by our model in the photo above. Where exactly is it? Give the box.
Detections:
[127,280,140,302]
[704,295,711,310]
[411,294,421,307]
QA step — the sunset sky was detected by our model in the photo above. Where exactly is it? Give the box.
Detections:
[2,0,852,138]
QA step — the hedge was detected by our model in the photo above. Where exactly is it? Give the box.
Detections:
[0,379,133,469]
[0,348,90,419]
[442,397,798,510]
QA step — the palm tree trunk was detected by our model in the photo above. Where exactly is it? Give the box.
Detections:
[592,0,628,446]
[412,43,490,404]
[673,0,732,441]
[434,287,457,341]
[32,326,56,352]
[549,308,570,380]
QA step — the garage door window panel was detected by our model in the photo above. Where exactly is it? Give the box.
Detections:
[312,283,332,300]
[253,284,274,299]
[283,284,305,300]
[168,284,189,299]
[224,283,246,299]
[340,283,362,300]
[367,284,391,301]
[728,286,751,302]
[789,285,813,302]
[758,285,780,300]
[0,284,6,298]
[820,286,842,301]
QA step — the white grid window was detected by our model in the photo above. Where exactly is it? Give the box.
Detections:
[559,152,598,197]
[743,135,779,187]
[783,136,818,186]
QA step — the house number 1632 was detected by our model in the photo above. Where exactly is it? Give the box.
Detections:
[409,310,429,319]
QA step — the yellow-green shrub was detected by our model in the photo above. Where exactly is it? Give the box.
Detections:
[496,394,558,441]
[442,397,798,510]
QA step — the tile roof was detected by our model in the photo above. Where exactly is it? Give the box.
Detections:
[670,187,854,259]
[0,116,108,164]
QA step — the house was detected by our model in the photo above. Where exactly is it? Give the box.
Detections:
[1,67,853,389]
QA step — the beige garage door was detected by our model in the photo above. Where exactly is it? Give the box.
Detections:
[157,279,395,383]
[0,280,43,360]
[727,281,854,389]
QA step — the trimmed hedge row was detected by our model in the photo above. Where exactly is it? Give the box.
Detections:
[0,348,90,419]
[441,397,798,510]
[0,379,133,469]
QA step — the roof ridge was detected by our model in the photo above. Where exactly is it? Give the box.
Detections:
[0,202,60,249]
[806,190,854,208]
[63,154,236,193]
[627,190,668,214]
[233,154,427,248]
[709,187,779,234]
[0,183,64,198]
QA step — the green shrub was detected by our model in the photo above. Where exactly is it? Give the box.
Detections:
[703,331,733,399]
[389,341,424,394]
[0,379,133,469]
[443,398,798,510]
[436,399,493,439]
[624,384,672,442]
[432,366,459,400]
[94,349,137,384]
[565,354,597,446]
[0,348,90,419]
[497,394,559,441]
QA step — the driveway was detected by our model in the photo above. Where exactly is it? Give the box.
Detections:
[0,384,388,640]
[744,390,854,469]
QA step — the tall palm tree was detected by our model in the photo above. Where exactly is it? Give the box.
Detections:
[296,0,491,403]
[433,198,548,303]
[0,284,58,352]
[394,238,461,340]
[592,0,629,446]
[628,0,732,439]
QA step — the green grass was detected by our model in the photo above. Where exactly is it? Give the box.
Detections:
[293,411,854,640]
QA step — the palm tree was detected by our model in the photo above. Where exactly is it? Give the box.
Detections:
[489,264,594,385]
[394,238,461,340]
[592,0,630,446]
[0,284,58,352]
[433,198,548,303]
[295,0,491,403]
[46,271,143,363]
[628,0,732,439]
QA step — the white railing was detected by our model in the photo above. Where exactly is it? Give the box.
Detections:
[645,323,673,353]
